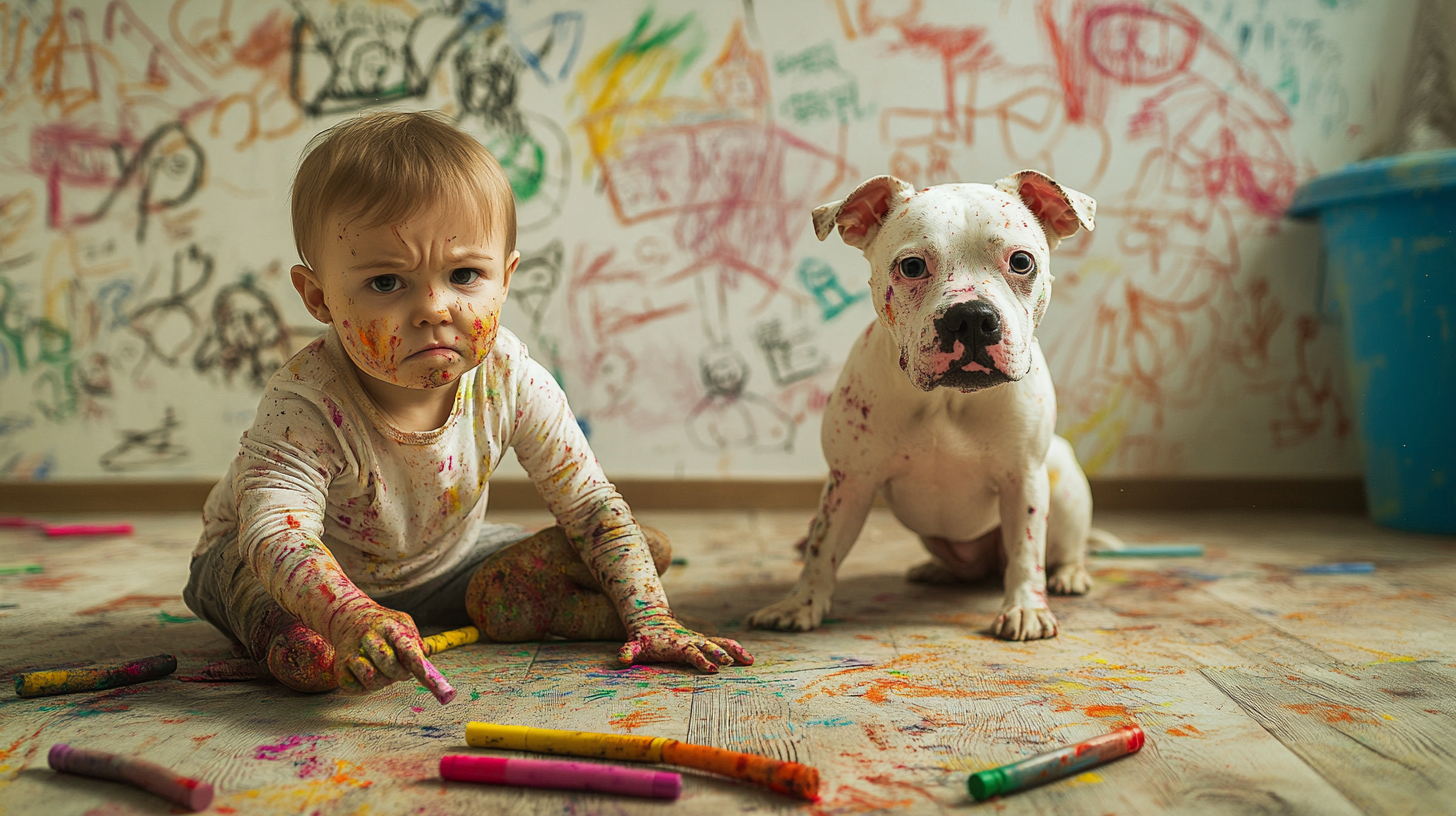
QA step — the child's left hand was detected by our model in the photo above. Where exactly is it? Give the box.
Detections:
[618,617,755,672]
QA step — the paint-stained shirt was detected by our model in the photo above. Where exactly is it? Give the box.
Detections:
[197,327,646,604]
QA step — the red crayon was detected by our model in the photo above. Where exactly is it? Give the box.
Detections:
[43,523,134,537]
[440,754,682,799]
[49,744,214,811]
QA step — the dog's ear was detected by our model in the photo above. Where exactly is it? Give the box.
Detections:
[994,170,1096,249]
[812,175,915,250]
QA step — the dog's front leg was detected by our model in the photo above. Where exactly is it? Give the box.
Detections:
[747,472,877,632]
[991,464,1058,641]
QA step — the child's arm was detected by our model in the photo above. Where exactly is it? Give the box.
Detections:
[508,364,754,672]
[233,417,451,700]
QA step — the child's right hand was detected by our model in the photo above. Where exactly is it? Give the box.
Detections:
[332,603,454,702]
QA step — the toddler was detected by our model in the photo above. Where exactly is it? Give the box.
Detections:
[184,110,751,696]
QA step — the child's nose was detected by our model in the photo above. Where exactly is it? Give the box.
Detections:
[412,287,453,326]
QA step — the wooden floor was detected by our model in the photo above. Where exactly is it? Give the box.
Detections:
[2,508,1455,815]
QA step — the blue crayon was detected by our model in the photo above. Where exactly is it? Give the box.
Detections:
[1301,562,1374,574]
[968,724,1144,801]
[1090,544,1203,558]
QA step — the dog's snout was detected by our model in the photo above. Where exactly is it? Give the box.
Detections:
[935,301,1002,353]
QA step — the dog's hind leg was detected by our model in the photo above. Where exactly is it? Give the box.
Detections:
[1045,436,1093,595]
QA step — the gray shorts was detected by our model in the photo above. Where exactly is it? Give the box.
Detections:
[183,523,532,650]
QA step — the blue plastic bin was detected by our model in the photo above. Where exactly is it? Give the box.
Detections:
[1289,149,1456,535]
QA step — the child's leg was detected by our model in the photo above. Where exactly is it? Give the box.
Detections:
[185,536,338,693]
[464,525,671,642]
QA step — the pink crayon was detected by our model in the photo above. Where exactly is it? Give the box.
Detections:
[421,658,456,705]
[440,754,682,799]
[43,523,134,537]
[49,744,214,811]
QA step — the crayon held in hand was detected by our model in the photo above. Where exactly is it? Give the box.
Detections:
[968,724,1144,801]
[465,722,820,801]
[441,754,681,799]
[422,625,480,656]
[14,653,177,698]
[49,743,213,811]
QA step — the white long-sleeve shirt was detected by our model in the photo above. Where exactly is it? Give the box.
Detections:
[197,326,665,625]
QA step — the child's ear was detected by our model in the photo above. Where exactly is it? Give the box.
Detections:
[501,250,520,294]
[291,265,333,324]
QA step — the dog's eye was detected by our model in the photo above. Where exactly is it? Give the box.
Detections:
[1008,251,1036,275]
[899,257,928,279]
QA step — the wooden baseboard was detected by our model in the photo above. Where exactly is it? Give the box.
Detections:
[0,477,1366,514]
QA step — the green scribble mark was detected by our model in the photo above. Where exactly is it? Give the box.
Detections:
[485,130,547,203]
[158,611,199,625]
[798,258,868,321]
[774,42,864,125]
[610,8,705,77]
[470,690,482,701]
[1276,64,1300,108]
[586,689,617,702]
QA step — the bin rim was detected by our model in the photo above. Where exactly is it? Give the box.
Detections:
[1287,148,1456,218]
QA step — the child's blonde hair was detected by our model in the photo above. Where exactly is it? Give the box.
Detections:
[291,110,516,269]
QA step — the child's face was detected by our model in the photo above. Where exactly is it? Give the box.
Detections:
[292,201,519,390]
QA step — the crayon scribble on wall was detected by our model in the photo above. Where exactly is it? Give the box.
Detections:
[0,0,1410,480]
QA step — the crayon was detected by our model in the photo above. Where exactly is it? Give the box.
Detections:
[49,743,213,811]
[465,722,820,801]
[0,517,43,528]
[422,625,480,655]
[1301,562,1374,574]
[42,523,134,537]
[0,564,43,575]
[15,653,177,698]
[1090,544,1203,558]
[440,754,681,799]
[968,724,1144,801]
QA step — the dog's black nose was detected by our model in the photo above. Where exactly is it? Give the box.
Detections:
[935,301,1002,353]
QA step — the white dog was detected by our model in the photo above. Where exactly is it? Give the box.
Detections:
[747,171,1113,641]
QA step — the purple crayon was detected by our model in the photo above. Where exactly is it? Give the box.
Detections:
[441,754,682,799]
[968,724,1145,800]
[14,653,176,698]
[49,744,214,811]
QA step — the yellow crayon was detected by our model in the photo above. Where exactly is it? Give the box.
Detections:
[464,722,820,800]
[422,625,480,656]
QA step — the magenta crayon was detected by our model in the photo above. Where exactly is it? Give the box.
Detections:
[968,724,1144,801]
[49,744,213,811]
[440,754,682,800]
[0,517,43,528]
[14,653,177,698]
[42,523,134,537]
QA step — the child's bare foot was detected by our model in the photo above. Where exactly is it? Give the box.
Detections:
[266,619,338,693]
[465,525,671,642]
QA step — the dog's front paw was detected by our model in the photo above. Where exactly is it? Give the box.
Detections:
[747,593,828,632]
[991,606,1059,641]
[1048,564,1092,595]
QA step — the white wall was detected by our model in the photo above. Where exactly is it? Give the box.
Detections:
[0,0,1420,482]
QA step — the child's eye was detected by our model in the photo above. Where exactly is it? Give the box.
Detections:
[368,275,402,293]
[450,268,481,286]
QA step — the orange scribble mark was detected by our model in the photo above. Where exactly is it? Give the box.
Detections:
[1284,703,1381,725]
[609,709,671,732]
[1165,724,1203,737]
[76,594,179,615]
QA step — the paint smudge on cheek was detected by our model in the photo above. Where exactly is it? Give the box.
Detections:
[346,319,403,375]
[467,313,499,359]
